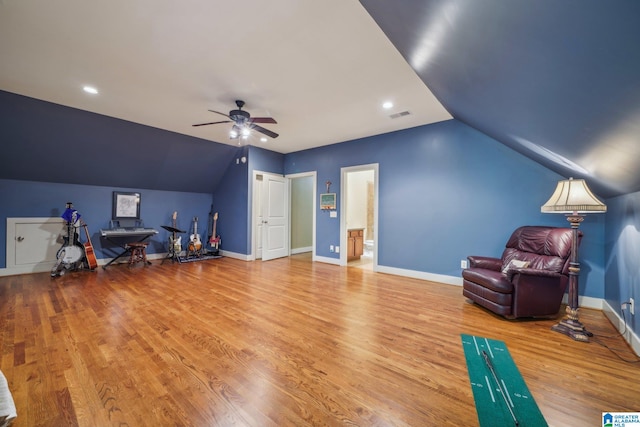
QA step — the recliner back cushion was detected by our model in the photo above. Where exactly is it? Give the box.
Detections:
[501,226,575,274]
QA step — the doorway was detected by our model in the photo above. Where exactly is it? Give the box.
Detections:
[252,171,317,263]
[287,172,316,260]
[340,164,378,270]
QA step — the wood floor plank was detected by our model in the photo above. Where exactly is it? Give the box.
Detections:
[0,254,638,426]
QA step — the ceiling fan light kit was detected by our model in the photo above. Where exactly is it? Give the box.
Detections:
[193,100,279,140]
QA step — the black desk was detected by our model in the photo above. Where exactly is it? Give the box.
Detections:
[100,228,158,268]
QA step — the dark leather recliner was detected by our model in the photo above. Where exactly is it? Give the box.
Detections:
[462,226,581,319]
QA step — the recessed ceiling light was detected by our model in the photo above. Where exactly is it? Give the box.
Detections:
[260,137,267,143]
[83,86,98,95]
[382,101,393,109]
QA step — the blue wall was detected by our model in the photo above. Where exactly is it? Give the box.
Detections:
[605,191,640,333]
[0,115,608,304]
[209,145,284,255]
[0,90,238,194]
[249,145,285,174]
[211,147,250,255]
[0,179,213,266]
[285,119,606,298]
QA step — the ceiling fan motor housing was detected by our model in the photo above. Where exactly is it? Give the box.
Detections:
[229,109,250,124]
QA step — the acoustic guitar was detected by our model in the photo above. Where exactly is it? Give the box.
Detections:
[81,222,98,270]
[188,217,202,252]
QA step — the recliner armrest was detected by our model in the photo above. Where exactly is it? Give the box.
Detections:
[467,256,502,271]
[506,267,561,281]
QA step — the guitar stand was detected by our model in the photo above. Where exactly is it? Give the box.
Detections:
[51,251,94,277]
[184,243,203,260]
[161,225,185,264]
[203,240,220,257]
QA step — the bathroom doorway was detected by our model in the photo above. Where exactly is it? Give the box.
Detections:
[340,164,378,270]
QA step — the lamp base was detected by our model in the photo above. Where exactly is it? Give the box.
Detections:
[551,317,593,342]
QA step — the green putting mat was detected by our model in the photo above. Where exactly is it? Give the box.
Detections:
[461,334,548,427]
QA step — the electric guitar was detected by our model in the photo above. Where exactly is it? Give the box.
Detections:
[209,212,220,250]
[169,211,182,253]
[188,217,202,252]
[81,221,98,270]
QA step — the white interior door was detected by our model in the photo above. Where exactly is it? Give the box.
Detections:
[254,174,264,259]
[261,173,289,261]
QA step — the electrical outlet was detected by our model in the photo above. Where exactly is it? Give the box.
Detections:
[622,299,635,315]
[330,245,334,252]
[461,260,468,269]
[335,246,340,253]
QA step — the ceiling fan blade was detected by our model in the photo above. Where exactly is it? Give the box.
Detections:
[192,120,232,127]
[251,124,279,139]
[250,117,278,124]
[208,109,232,119]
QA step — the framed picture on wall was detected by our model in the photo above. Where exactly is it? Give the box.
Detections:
[320,193,336,210]
[112,191,141,219]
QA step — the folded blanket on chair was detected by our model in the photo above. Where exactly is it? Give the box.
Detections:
[0,370,16,427]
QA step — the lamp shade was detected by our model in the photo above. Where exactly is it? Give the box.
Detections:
[541,178,607,213]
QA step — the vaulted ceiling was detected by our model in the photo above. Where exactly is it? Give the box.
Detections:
[1,1,639,198]
[360,0,640,198]
[0,0,449,155]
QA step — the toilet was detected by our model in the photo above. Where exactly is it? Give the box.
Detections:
[364,240,374,257]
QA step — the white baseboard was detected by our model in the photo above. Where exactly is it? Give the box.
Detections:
[377,265,463,286]
[562,293,603,310]
[218,250,250,261]
[291,246,312,255]
[375,266,608,311]
[602,300,640,357]
[313,255,340,265]
[0,263,52,277]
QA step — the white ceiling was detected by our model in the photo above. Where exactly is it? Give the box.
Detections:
[0,0,451,154]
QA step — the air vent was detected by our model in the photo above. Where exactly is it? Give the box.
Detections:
[389,111,411,119]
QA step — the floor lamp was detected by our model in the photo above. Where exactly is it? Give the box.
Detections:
[541,177,606,342]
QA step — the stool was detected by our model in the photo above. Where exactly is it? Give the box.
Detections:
[126,242,149,267]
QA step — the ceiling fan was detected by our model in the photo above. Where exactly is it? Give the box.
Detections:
[193,100,279,139]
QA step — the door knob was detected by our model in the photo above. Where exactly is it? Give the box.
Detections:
[16,236,24,242]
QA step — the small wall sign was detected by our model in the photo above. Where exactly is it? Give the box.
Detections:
[320,193,336,210]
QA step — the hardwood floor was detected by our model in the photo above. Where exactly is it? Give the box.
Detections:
[0,254,638,426]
